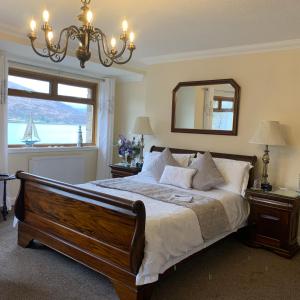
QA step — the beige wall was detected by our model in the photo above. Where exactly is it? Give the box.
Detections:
[115,49,300,190]
[7,149,98,200]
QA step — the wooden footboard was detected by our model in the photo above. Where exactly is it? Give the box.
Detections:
[14,171,151,300]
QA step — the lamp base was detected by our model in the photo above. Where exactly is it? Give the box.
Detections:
[261,183,272,192]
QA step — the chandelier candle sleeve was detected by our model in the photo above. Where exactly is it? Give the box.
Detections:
[27,0,136,68]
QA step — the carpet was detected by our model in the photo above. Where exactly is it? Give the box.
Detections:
[1,215,300,300]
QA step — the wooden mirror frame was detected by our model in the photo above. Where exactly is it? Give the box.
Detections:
[171,79,241,136]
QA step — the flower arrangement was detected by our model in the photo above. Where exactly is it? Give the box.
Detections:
[117,135,140,164]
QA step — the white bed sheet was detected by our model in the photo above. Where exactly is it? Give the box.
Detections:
[78,175,249,285]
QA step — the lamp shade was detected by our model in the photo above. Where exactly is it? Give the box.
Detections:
[249,120,286,146]
[132,116,153,135]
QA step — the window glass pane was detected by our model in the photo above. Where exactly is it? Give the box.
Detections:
[58,83,92,99]
[8,96,93,145]
[221,101,233,109]
[213,101,219,109]
[212,112,233,130]
[8,75,50,94]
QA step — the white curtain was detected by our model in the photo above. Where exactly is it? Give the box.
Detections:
[0,53,10,209]
[96,78,116,179]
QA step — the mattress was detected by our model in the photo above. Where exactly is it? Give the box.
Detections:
[78,174,249,285]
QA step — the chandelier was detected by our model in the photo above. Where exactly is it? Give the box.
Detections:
[28,0,136,68]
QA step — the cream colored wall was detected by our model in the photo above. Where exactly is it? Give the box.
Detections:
[115,49,300,190]
[7,149,98,200]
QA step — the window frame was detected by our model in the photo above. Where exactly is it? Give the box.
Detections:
[8,68,98,148]
[213,96,234,113]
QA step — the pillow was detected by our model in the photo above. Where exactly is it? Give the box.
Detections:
[140,148,179,180]
[189,152,225,191]
[196,153,252,195]
[154,151,195,167]
[159,165,197,189]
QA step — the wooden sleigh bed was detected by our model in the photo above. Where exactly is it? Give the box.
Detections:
[14,146,257,300]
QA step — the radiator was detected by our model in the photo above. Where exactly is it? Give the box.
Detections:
[29,155,85,184]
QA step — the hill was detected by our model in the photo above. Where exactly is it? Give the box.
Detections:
[8,80,88,125]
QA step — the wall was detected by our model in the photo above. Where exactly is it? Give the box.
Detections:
[115,49,300,190]
[7,148,98,201]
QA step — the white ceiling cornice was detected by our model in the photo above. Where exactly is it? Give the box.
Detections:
[141,39,300,65]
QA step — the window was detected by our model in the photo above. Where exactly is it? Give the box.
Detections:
[212,96,234,130]
[8,68,97,147]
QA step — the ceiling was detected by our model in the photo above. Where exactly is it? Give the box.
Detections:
[1,0,300,74]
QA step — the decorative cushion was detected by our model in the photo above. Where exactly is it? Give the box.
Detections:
[197,153,252,195]
[189,152,225,191]
[154,151,195,167]
[159,165,197,189]
[140,148,179,180]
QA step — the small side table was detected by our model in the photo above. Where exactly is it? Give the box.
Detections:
[0,174,16,221]
[110,164,142,178]
[246,188,300,258]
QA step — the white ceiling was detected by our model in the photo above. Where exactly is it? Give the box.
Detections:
[1,0,300,73]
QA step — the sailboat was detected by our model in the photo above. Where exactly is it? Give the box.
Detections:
[21,114,40,147]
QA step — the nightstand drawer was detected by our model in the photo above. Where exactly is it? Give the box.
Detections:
[251,205,282,242]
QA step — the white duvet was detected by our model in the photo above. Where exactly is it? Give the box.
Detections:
[78,175,249,285]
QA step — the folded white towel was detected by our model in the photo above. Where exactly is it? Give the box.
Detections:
[170,194,194,203]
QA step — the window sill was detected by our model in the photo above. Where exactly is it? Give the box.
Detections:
[8,146,98,154]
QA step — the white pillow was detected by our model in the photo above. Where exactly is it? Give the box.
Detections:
[197,153,252,195]
[142,152,160,171]
[154,151,194,167]
[159,166,197,189]
[140,149,179,180]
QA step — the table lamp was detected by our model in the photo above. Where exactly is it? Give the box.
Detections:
[249,120,286,191]
[132,116,153,164]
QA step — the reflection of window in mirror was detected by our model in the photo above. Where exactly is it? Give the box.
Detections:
[202,85,235,131]
[212,96,234,130]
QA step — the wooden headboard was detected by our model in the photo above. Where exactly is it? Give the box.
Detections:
[150,146,257,188]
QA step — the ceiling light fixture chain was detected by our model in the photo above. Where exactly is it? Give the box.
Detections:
[28,0,136,68]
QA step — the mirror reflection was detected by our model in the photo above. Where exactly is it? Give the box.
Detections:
[172,80,240,135]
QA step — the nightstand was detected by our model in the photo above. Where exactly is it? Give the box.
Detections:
[246,188,300,258]
[110,164,142,178]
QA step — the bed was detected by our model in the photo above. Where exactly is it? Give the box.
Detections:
[14,146,257,300]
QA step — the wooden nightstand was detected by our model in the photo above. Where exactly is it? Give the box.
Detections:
[110,164,142,178]
[246,188,300,258]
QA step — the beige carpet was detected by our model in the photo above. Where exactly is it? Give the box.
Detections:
[1,215,300,300]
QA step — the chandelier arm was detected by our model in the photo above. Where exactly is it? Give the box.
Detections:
[93,28,112,58]
[113,40,128,60]
[112,50,134,65]
[45,26,79,55]
[96,39,114,67]
[29,39,51,58]
[48,37,70,63]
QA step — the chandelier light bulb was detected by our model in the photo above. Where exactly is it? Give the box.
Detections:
[129,32,135,43]
[30,19,37,32]
[111,37,117,48]
[122,19,128,32]
[43,10,50,23]
[48,31,53,42]
[86,10,93,24]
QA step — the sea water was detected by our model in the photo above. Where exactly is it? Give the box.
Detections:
[8,123,87,145]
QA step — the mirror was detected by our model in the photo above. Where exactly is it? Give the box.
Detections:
[171,79,240,135]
